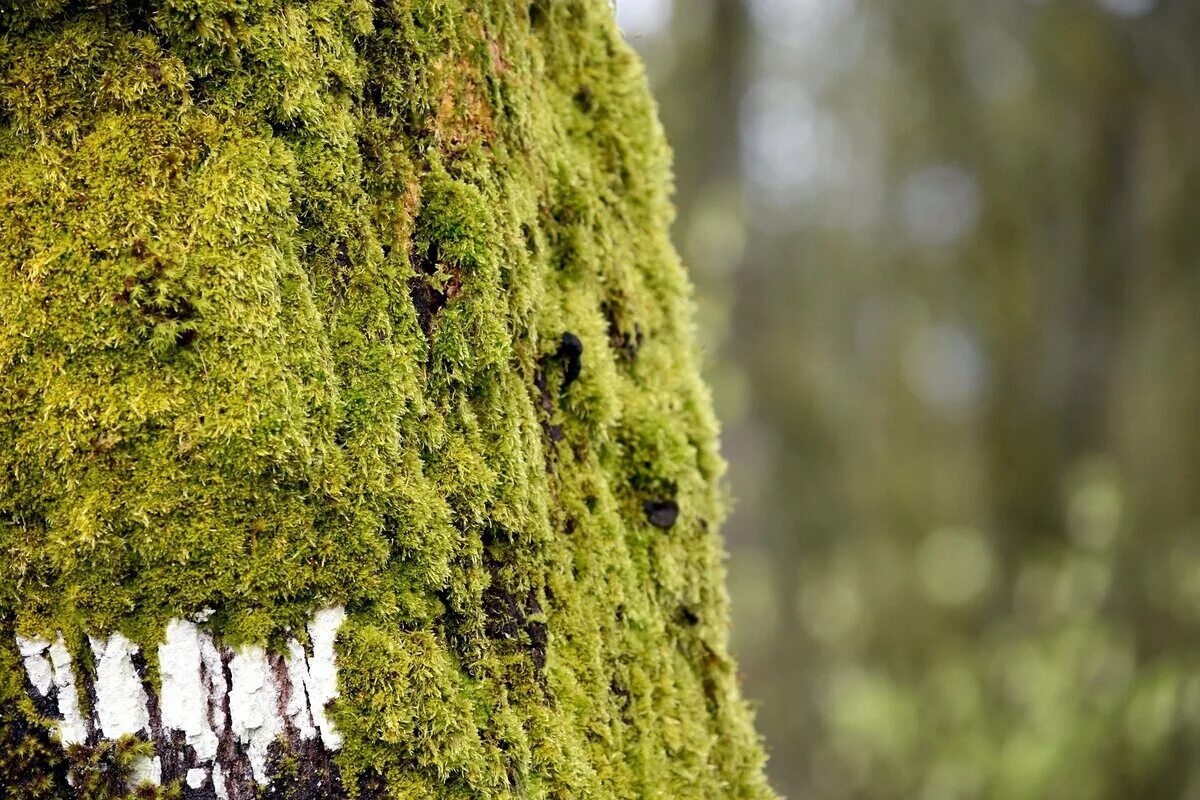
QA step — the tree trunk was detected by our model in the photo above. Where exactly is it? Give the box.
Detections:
[0,1,773,798]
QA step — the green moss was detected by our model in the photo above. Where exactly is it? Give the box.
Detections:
[0,1,774,797]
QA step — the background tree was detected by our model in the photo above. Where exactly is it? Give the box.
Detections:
[633,0,1200,797]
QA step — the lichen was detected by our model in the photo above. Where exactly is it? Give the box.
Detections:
[0,1,774,797]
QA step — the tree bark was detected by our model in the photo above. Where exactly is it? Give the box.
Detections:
[0,1,773,798]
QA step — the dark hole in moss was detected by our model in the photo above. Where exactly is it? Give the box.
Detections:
[525,593,548,671]
[526,619,548,670]
[117,246,200,348]
[158,297,196,323]
[124,0,155,34]
[521,222,538,255]
[321,239,353,309]
[529,0,549,29]
[483,585,523,642]
[270,117,301,137]
[573,85,595,113]
[678,605,701,626]
[408,273,445,338]
[702,673,721,714]
[644,499,679,530]
[363,81,384,111]
[603,300,642,363]
[610,679,632,713]
[479,571,550,675]
[556,331,583,388]
[152,298,199,348]
[409,242,451,343]
[174,327,198,348]
[480,524,518,550]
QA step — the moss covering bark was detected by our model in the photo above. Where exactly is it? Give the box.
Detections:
[0,1,774,797]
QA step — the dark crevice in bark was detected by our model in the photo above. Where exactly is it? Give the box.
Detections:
[262,738,346,800]
[23,674,61,721]
[216,648,257,800]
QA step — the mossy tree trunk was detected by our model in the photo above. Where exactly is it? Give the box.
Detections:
[0,1,772,798]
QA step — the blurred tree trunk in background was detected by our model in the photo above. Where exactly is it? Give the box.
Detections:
[638,0,1200,797]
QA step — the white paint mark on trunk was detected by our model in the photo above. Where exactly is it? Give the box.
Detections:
[17,634,50,658]
[11,606,347,791]
[306,606,345,750]
[129,755,162,787]
[49,635,89,746]
[16,635,53,695]
[198,623,229,735]
[284,638,317,739]
[186,767,207,789]
[228,644,283,784]
[212,762,229,800]
[89,632,151,739]
[158,619,220,761]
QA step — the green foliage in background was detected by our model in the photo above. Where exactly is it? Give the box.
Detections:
[637,0,1200,798]
[0,1,772,797]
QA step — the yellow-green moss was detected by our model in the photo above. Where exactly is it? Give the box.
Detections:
[0,1,774,796]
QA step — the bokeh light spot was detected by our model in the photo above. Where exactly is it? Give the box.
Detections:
[899,164,982,246]
[1095,0,1156,18]
[615,0,675,38]
[916,526,995,607]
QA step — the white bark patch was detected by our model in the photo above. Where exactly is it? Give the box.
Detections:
[89,631,151,739]
[306,606,346,750]
[49,635,89,746]
[198,623,229,735]
[129,755,162,787]
[17,634,50,658]
[11,606,346,792]
[228,644,284,784]
[284,638,317,739]
[158,619,220,762]
[14,632,90,746]
[16,635,53,696]
[213,762,229,800]
[186,767,207,789]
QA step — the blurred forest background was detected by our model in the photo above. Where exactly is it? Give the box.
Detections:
[615,0,1200,797]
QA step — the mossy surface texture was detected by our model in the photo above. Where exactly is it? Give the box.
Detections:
[0,1,774,797]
